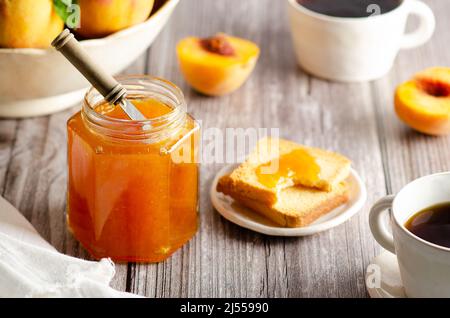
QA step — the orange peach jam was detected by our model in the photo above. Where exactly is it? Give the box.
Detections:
[67,76,199,262]
[255,149,320,189]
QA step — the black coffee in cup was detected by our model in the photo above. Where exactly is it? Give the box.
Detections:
[405,203,450,248]
[297,0,402,18]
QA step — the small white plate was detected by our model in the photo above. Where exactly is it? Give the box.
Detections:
[365,250,406,298]
[210,164,367,236]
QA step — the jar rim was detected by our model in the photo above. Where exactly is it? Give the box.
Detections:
[83,75,186,124]
[82,75,187,142]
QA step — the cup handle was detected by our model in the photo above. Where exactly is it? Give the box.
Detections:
[369,195,396,254]
[400,0,436,50]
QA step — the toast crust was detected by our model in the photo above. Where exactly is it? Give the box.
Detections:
[220,181,350,227]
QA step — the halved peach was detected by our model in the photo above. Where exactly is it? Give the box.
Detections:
[176,33,260,96]
[395,67,450,136]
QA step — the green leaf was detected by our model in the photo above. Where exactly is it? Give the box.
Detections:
[53,0,80,28]
[53,0,70,22]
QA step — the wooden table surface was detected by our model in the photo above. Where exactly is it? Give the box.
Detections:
[1,0,449,298]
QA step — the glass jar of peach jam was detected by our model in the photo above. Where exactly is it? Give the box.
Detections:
[67,76,199,263]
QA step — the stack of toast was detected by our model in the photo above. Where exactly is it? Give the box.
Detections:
[217,138,352,227]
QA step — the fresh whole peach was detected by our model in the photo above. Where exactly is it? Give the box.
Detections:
[0,0,64,48]
[177,34,260,96]
[395,67,450,136]
[76,0,155,38]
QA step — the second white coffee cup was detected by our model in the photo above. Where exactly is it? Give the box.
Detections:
[287,0,436,82]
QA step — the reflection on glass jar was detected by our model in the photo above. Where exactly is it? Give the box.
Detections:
[67,76,199,262]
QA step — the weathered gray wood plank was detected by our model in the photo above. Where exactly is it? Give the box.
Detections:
[0,0,449,298]
[0,120,17,194]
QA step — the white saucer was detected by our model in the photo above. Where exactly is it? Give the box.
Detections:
[366,250,406,298]
[210,164,367,236]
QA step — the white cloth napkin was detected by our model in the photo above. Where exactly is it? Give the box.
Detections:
[0,195,140,298]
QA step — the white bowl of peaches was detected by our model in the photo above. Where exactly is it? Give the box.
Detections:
[0,0,179,117]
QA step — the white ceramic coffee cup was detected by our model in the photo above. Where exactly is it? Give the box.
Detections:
[369,172,450,298]
[287,0,435,82]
